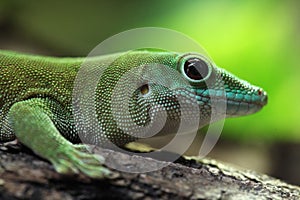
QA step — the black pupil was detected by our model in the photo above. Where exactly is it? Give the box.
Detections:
[184,58,209,80]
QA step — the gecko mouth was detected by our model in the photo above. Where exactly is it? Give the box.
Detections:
[172,87,267,118]
[225,93,268,117]
[191,89,268,117]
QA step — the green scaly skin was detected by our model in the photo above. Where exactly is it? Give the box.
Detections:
[0,49,267,178]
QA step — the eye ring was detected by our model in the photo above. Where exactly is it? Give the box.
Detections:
[179,54,213,84]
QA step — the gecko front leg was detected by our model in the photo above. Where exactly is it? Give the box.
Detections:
[8,98,110,178]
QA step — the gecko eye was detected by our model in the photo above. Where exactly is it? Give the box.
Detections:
[183,58,209,81]
[140,84,150,95]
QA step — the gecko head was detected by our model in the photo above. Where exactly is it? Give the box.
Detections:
[99,50,267,139]
[127,52,268,129]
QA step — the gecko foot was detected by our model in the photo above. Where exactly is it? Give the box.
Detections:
[49,144,111,178]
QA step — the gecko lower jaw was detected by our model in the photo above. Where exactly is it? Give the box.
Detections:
[226,91,268,117]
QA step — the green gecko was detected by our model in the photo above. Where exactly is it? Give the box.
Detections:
[0,49,267,178]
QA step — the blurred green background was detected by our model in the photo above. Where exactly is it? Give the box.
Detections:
[0,0,299,184]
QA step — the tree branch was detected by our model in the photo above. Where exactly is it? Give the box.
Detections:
[0,143,299,200]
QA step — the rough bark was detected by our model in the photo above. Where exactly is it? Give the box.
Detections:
[0,143,299,200]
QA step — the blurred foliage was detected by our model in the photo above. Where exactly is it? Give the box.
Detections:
[0,0,299,142]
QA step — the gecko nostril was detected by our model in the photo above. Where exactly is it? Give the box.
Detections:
[258,89,263,96]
